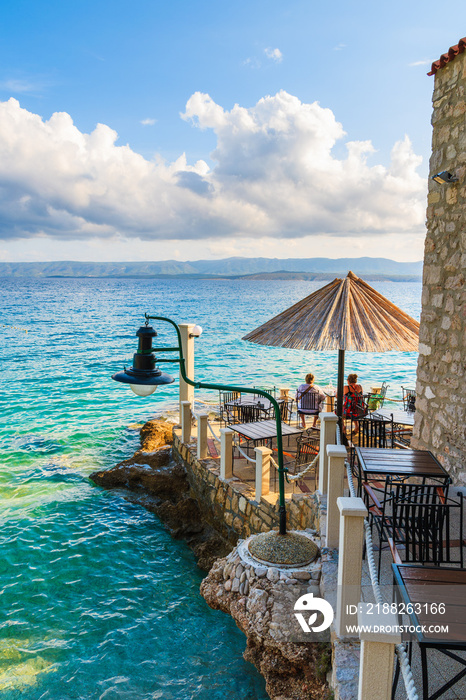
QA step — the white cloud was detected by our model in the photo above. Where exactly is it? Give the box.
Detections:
[333,43,346,51]
[264,47,283,62]
[409,60,431,67]
[0,78,47,94]
[140,117,156,126]
[0,93,426,248]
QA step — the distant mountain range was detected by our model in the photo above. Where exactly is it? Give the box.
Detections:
[0,257,423,281]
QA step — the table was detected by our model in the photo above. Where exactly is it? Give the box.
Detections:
[229,419,302,444]
[392,564,466,699]
[372,408,415,426]
[355,447,449,481]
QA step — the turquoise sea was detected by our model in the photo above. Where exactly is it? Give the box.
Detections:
[0,277,421,699]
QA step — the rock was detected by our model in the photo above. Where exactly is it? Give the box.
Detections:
[255,567,267,578]
[91,418,232,572]
[293,570,311,581]
[139,419,174,451]
[231,578,240,593]
[224,580,232,592]
[246,587,268,615]
[239,583,245,595]
[89,449,180,495]
[240,572,246,583]
[266,567,280,583]
[285,578,298,585]
[243,580,249,596]
[235,564,244,579]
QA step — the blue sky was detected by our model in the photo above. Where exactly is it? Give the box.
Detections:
[0,0,464,263]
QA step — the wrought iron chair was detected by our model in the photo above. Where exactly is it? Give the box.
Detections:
[279,398,294,425]
[283,430,320,492]
[389,489,464,699]
[237,404,272,424]
[363,477,455,581]
[296,390,323,427]
[350,414,394,494]
[218,391,241,425]
[401,386,416,413]
[253,385,277,399]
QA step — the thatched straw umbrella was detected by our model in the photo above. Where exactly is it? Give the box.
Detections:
[242,271,419,419]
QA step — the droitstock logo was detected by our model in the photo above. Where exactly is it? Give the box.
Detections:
[294,593,334,633]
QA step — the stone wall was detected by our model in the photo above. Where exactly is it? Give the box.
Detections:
[412,51,466,482]
[172,429,319,544]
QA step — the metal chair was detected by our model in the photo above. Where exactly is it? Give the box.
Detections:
[218,391,241,425]
[364,477,455,581]
[279,398,294,425]
[237,404,272,423]
[296,390,323,426]
[366,381,389,411]
[253,385,277,399]
[390,492,465,699]
[401,386,416,413]
[283,430,320,492]
[350,415,394,493]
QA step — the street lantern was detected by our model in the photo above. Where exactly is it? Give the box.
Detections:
[112,324,175,396]
[112,314,290,536]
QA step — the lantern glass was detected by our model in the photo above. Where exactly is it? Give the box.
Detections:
[129,384,158,397]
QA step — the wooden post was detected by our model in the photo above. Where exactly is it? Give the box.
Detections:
[326,444,347,548]
[178,324,195,417]
[220,428,233,479]
[336,496,367,638]
[196,413,208,460]
[358,606,401,700]
[181,400,192,444]
[255,446,272,501]
[318,413,339,494]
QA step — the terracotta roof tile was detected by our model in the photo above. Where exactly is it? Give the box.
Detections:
[428,37,466,75]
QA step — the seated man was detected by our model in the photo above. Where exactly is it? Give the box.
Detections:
[296,373,325,428]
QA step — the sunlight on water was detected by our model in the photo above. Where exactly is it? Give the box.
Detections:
[0,277,421,699]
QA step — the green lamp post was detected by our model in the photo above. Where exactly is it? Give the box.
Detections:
[112,314,289,536]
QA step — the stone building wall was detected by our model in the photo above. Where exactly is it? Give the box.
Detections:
[172,429,320,544]
[412,50,466,482]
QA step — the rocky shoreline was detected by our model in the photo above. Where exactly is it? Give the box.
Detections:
[90,419,331,700]
[90,419,231,570]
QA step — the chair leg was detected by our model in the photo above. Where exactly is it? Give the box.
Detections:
[421,645,429,700]
[392,651,401,699]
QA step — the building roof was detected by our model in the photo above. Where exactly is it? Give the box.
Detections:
[428,37,466,76]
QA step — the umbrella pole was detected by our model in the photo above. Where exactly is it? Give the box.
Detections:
[336,349,345,426]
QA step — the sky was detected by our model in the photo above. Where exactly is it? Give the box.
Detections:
[0,0,464,263]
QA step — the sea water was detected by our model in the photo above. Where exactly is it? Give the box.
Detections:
[0,277,421,699]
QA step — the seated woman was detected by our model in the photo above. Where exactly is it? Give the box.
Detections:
[296,373,325,428]
[343,373,366,434]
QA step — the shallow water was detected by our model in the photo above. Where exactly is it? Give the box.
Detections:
[0,277,421,698]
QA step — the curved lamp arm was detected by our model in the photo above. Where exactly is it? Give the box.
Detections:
[146,314,288,536]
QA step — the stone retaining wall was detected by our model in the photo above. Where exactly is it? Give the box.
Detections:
[172,428,319,545]
[412,49,466,482]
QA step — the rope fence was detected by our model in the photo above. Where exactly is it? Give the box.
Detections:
[233,438,256,464]
[270,452,319,481]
